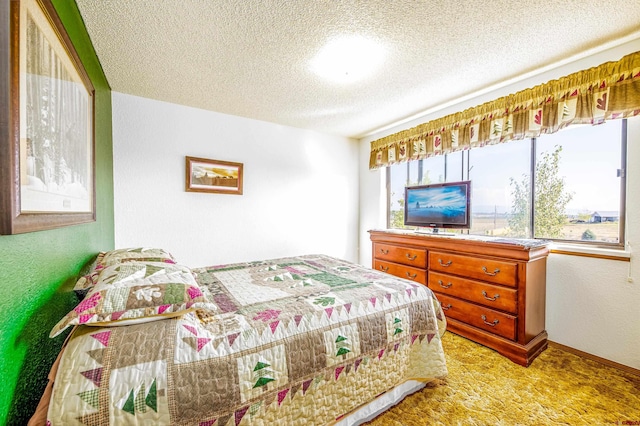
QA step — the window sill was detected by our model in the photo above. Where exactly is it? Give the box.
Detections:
[549,242,631,261]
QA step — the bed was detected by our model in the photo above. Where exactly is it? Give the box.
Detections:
[37,250,448,425]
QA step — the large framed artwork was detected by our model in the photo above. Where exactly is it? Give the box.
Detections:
[185,156,243,195]
[0,0,95,235]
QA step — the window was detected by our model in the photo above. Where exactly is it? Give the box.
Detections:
[387,120,626,247]
[388,162,408,229]
[532,120,624,244]
[467,139,532,237]
[388,156,445,229]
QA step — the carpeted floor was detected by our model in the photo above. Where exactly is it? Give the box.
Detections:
[365,332,640,425]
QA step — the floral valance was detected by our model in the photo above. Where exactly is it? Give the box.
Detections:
[369,50,640,169]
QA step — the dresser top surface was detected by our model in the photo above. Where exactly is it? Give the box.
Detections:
[369,229,550,250]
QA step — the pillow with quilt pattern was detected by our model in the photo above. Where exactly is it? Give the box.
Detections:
[71,252,106,297]
[51,261,215,337]
[71,248,176,294]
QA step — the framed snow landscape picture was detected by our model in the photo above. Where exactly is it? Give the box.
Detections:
[0,0,95,235]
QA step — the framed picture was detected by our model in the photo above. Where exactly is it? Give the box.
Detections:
[186,156,243,195]
[0,0,95,235]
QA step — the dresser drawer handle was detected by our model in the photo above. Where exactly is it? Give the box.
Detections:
[406,272,417,279]
[481,315,499,327]
[380,249,389,255]
[481,291,500,301]
[438,280,452,289]
[405,253,418,261]
[438,259,452,267]
[441,304,452,311]
[482,266,500,276]
[379,265,389,272]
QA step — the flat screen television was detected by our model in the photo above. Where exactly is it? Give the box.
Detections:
[404,181,471,230]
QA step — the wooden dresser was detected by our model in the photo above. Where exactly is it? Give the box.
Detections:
[370,230,549,366]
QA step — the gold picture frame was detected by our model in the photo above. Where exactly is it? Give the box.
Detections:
[185,156,243,195]
[0,0,95,235]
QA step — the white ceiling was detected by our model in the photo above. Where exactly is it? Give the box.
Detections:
[75,0,640,138]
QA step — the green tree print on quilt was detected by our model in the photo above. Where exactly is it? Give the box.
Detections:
[121,379,158,415]
[335,335,351,359]
[252,361,276,389]
[393,317,404,336]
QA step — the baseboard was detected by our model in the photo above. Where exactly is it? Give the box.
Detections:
[548,341,640,377]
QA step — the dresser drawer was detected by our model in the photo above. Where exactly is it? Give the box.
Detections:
[374,243,427,268]
[429,251,517,287]
[428,271,517,314]
[437,293,516,340]
[374,260,427,285]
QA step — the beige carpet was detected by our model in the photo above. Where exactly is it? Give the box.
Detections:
[365,332,640,425]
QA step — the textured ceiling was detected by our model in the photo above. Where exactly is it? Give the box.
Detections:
[75,0,640,138]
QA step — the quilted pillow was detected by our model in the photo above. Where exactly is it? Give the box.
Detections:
[98,247,177,267]
[51,261,214,337]
[72,252,106,296]
[72,248,176,294]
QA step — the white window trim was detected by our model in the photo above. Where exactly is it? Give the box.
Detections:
[549,242,631,260]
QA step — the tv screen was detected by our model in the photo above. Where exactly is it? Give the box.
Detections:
[404,181,471,229]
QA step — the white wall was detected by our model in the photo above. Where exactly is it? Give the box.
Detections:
[112,92,359,267]
[359,39,640,369]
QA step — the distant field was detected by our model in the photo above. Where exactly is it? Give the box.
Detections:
[470,216,619,243]
[470,216,510,236]
[559,222,619,242]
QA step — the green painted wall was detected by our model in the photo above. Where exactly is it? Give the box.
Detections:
[0,1,113,424]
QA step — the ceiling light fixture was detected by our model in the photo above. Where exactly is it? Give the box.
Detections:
[310,35,386,84]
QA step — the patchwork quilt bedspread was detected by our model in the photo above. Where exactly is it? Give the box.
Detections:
[47,254,448,425]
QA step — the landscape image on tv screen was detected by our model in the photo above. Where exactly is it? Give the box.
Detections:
[406,184,468,225]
